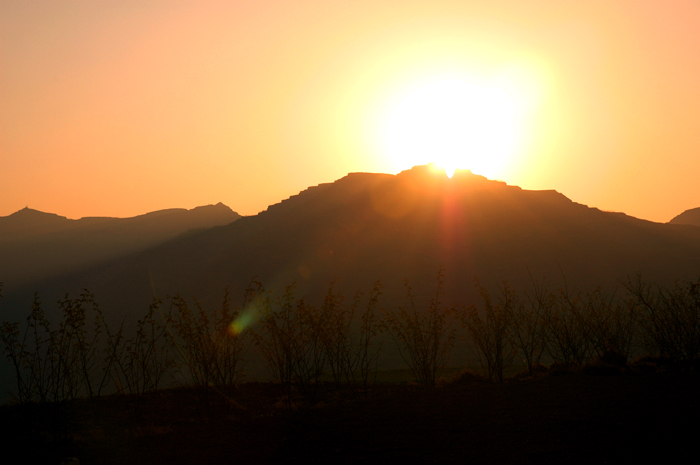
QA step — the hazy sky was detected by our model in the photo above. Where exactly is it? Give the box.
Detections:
[2,0,700,222]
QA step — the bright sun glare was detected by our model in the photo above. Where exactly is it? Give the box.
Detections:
[385,78,519,179]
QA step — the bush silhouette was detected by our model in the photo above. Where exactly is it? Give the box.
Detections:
[383,270,456,388]
[3,271,700,409]
[625,275,700,368]
[165,289,249,410]
[460,282,517,383]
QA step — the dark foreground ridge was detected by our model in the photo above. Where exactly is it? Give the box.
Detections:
[1,368,698,464]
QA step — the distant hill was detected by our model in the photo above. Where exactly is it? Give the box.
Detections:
[6,165,699,326]
[669,207,700,227]
[0,203,240,289]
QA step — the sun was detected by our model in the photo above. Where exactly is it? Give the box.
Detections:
[384,77,518,178]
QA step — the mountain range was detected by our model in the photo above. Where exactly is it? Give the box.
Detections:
[3,165,699,325]
[0,203,240,291]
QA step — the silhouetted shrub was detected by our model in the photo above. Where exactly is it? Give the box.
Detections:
[512,279,550,376]
[318,281,354,386]
[625,275,700,368]
[254,283,326,404]
[317,281,384,391]
[542,285,591,367]
[166,289,248,398]
[383,270,456,388]
[4,271,700,410]
[579,288,636,363]
[0,292,109,404]
[355,281,383,392]
[460,282,517,383]
[105,298,173,418]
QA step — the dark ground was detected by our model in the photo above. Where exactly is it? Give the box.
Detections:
[2,367,699,464]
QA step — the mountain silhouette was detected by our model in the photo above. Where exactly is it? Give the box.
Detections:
[0,203,240,290]
[669,207,700,227]
[6,165,699,327]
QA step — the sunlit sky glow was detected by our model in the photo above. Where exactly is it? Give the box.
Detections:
[384,77,522,179]
[2,1,700,222]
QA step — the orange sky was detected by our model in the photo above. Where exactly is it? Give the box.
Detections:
[2,1,700,222]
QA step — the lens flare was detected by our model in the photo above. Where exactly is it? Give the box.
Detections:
[228,300,264,335]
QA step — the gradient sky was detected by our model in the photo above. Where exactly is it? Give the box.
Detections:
[2,0,700,222]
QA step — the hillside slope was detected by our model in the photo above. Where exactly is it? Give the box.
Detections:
[669,207,700,227]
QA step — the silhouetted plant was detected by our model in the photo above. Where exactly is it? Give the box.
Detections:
[105,298,172,417]
[317,281,384,391]
[56,292,108,399]
[254,283,328,404]
[579,288,636,363]
[253,285,292,401]
[166,289,248,395]
[511,278,550,376]
[5,269,700,410]
[292,298,327,400]
[542,286,636,368]
[542,286,591,367]
[0,292,107,403]
[356,281,383,391]
[1,314,30,403]
[625,275,700,367]
[318,281,354,386]
[0,283,25,402]
[24,295,60,402]
[461,282,517,383]
[383,270,455,388]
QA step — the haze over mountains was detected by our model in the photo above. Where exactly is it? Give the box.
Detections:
[0,203,240,290]
[3,165,699,325]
